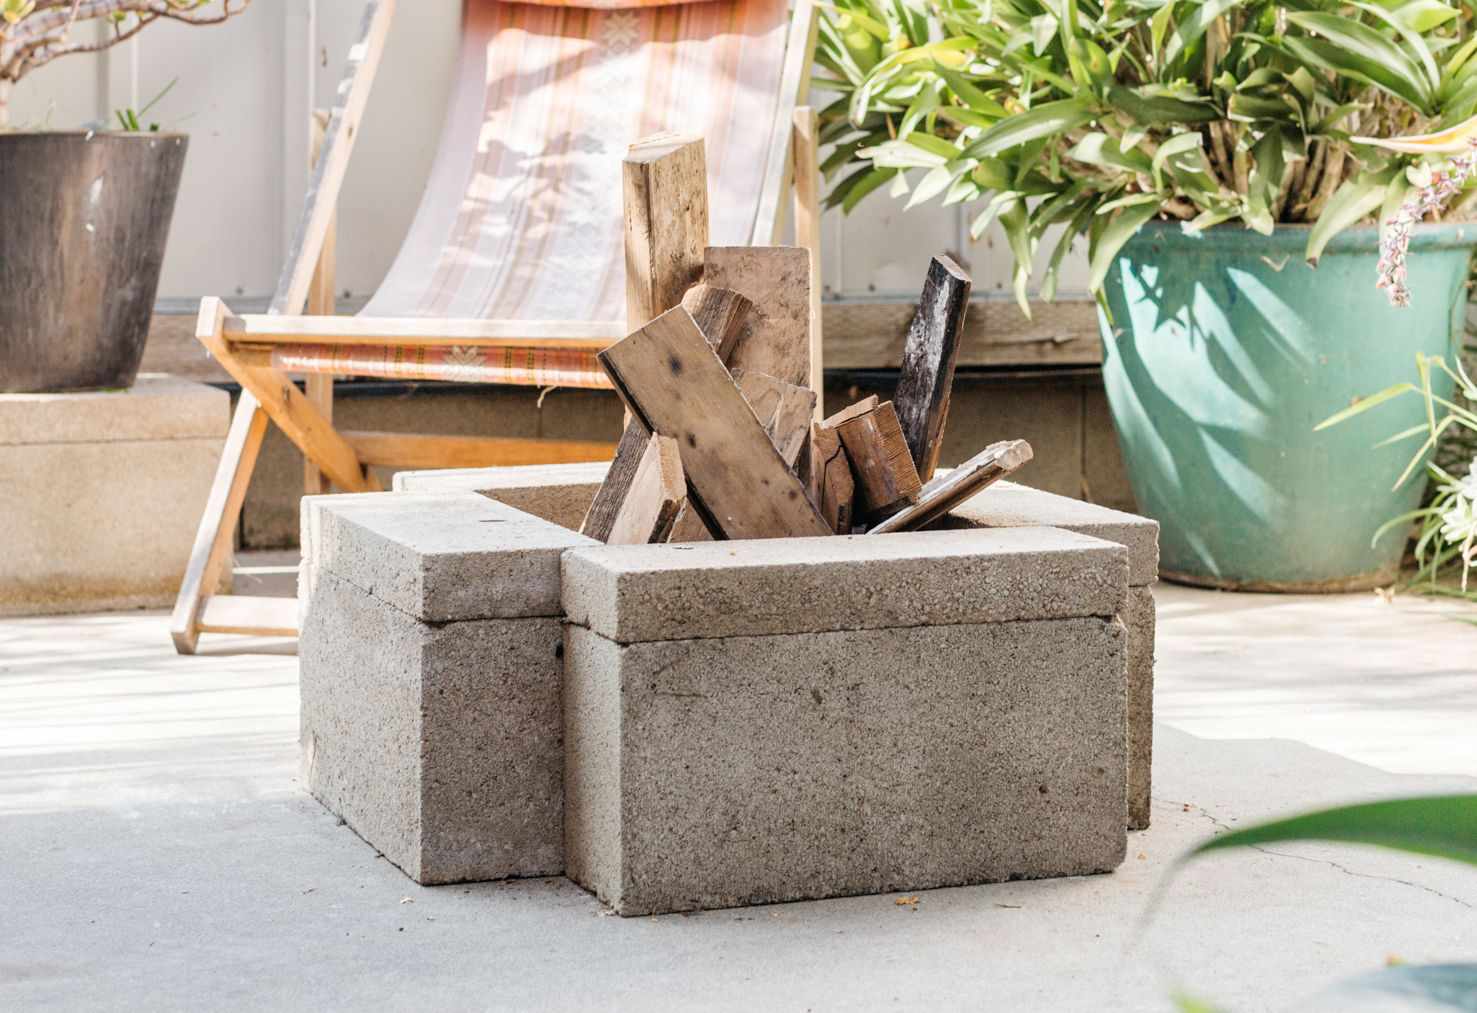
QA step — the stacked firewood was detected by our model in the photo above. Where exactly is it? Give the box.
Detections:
[579,250,1032,544]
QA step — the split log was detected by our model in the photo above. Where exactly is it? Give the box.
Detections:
[835,400,922,521]
[598,306,832,540]
[868,440,1034,534]
[733,369,816,469]
[809,423,855,534]
[894,255,971,482]
[606,434,686,545]
[702,246,812,387]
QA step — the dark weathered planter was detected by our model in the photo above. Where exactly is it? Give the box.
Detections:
[0,132,187,393]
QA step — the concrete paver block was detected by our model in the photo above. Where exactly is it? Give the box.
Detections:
[300,492,596,623]
[0,374,228,616]
[1124,586,1156,831]
[562,527,1128,643]
[946,480,1159,586]
[300,570,564,885]
[564,618,1128,916]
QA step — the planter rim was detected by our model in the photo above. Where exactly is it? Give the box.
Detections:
[1126,217,1477,254]
[0,129,187,141]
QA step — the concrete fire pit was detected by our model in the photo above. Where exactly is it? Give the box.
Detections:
[299,463,1157,914]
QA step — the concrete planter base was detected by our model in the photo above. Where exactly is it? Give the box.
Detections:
[0,374,228,616]
[300,463,1159,913]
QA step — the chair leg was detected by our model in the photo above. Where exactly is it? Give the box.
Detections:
[791,105,823,420]
[170,393,270,654]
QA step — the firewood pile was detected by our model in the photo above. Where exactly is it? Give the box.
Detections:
[580,249,1032,544]
[577,134,1032,545]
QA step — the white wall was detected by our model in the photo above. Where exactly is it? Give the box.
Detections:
[9,0,1090,305]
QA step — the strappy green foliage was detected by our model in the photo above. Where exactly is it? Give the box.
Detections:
[815,0,1477,309]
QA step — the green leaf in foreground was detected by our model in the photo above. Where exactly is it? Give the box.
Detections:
[1184,794,1477,868]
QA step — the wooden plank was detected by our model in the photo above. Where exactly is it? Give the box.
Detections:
[894,255,972,482]
[606,435,686,545]
[624,133,708,329]
[753,0,818,244]
[581,136,712,543]
[704,246,811,388]
[666,504,713,543]
[822,395,879,429]
[226,314,622,348]
[198,299,379,495]
[822,298,1102,369]
[598,307,832,540]
[835,400,922,521]
[198,595,299,637]
[790,105,824,418]
[271,0,395,316]
[680,284,755,363]
[304,109,337,497]
[809,422,855,534]
[342,431,616,469]
[733,369,816,468]
[169,395,270,655]
[868,440,1034,534]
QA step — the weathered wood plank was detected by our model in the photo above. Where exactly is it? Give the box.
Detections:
[624,133,708,328]
[809,422,855,534]
[822,395,879,429]
[821,297,1102,369]
[790,106,824,416]
[868,440,1034,534]
[581,135,712,542]
[734,369,816,469]
[703,246,811,388]
[598,307,832,540]
[894,255,971,482]
[680,285,755,364]
[835,400,922,521]
[607,435,686,545]
[342,431,616,469]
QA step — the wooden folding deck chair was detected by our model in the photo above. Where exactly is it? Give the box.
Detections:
[170,0,823,653]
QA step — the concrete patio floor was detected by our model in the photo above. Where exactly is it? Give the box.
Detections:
[3,576,1475,1011]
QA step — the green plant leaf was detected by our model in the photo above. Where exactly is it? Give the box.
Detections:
[1305,167,1398,265]
[1314,382,1418,429]
[1162,0,1241,68]
[962,97,1098,159]
[1068,132,1154,173]
[1183,794,1477,868]
[1284,13,1433,111]
[1088,200,1161,293]
[1106,84,1221,124]
[1244,127,1285,234]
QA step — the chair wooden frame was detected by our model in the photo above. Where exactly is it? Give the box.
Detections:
[170,0,824,653]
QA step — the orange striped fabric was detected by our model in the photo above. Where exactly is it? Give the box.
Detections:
[516,0,719,8]
[270,342,611,388]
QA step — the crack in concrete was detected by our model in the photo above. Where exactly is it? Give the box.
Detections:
[1172,799,1476,911]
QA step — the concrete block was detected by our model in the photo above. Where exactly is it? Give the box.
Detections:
[393,461,609,531]
[562,527,1127,644]
[300,492,595,623]
[564,618,1128,916]
[0,375,228,616]
[301,571,564,885]
[946,480,1160,586]
[1124,585,1156,831]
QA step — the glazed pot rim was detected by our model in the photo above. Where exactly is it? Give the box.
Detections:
[0,129,188,141]
[1127,217,1477,253]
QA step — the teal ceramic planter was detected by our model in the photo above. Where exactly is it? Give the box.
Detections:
[1099,221,1475,591]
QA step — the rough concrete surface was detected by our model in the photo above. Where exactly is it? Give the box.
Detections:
[0,376,227,616]
[0,373,226,445]
[565,618,1128,916]
[300,491,594,622]
[2,584,1475,1010]
[300,571,564,885]
[1125,585,1156,831]
[945,480,1160,587]
[563,527,1128,643]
